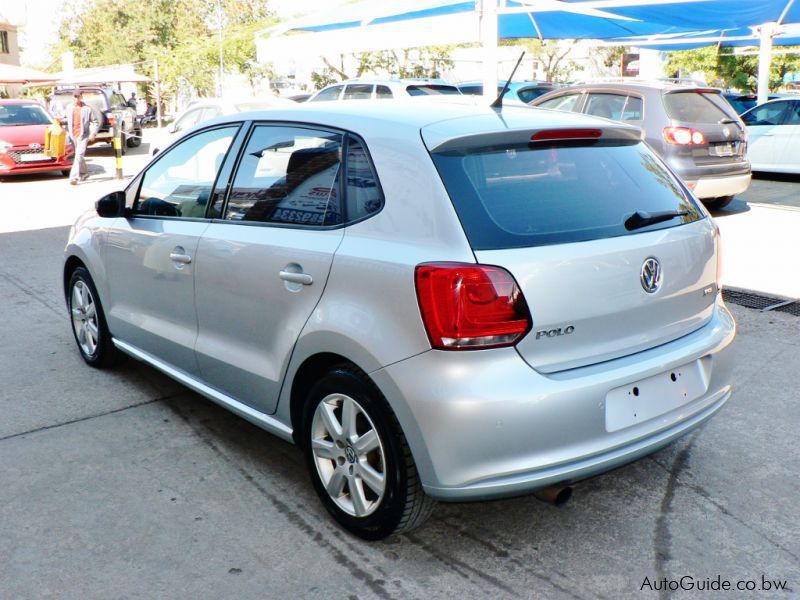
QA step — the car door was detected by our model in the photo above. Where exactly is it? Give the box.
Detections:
[193,123,346,413]
[104,124,241,373]
[742,101,790,169]
[771,100,800,172]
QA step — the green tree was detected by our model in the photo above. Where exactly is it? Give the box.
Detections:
[51,0,274,100]
[665,46,800,91]
[500,39,578,82]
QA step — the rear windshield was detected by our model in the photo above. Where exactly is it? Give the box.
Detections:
[406,85,460,96]
[663,91,737,123]
[431,140,702,250]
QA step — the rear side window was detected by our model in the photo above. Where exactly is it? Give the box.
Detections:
[406,85,460,96]
[431,140,702,250]
[344,137,383,221]
[344,84,374,100]
[536,93,581,112]
[585,93,642,121]
[225,125,342,226]
[663,91,737,123]
[376,85,393,99]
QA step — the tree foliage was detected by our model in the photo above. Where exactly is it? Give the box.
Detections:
[499,39,578,81]
[51,0,275,99]
[664,46,800,91]
[310,46,456,90]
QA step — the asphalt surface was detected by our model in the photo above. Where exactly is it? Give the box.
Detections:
[0,145,798,598]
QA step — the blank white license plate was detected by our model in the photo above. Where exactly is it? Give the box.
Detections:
[605,359,709,432]
[711,143,734,157]
[18,153,48,162]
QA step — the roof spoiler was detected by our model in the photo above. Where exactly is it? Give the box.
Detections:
[429,125,643,153]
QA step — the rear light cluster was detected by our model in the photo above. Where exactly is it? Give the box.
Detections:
[106,112,117,126]
[415,263,532,350]
[663,126,706,146]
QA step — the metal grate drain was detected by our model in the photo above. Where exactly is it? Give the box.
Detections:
[722,289,800,316]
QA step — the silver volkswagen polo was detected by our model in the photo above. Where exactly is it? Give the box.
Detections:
[64,102,735,539]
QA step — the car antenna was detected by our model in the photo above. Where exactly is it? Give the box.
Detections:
[491,51,525,110]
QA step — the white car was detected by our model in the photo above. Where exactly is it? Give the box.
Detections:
[308,79,461,102]
[741,98,800,174]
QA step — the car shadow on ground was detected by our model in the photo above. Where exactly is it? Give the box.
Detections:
[752,171,800,183]
[711,197,751,217]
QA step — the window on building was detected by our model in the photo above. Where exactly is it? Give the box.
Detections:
[0,31,9,54]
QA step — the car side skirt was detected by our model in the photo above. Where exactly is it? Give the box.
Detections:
[113,338,295,443]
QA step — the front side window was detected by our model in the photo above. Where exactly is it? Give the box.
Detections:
[742,102,789,126]
[311,85,343,102]
[405,85,460,96]
[134,126,238,218]
[536,93,581,112]
[225,125,342,226]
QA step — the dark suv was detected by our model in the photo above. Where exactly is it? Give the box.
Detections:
[531,82,751,210]
[51,87,142,153]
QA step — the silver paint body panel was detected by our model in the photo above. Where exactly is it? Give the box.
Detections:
[64,102,736,502]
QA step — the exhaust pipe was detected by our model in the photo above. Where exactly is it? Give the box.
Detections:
[534,485,572,506]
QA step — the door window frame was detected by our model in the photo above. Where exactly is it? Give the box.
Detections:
[126,123,244,222]
[211,120,385,231]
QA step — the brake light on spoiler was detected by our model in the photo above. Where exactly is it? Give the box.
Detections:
[530,128,602,142]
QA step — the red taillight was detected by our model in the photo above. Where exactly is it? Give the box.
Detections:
[414,263,532,350]
[106,112,117,126]
[531,128,602,142]
[663,126,706,146]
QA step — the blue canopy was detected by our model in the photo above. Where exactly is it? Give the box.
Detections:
[287,0,800,40]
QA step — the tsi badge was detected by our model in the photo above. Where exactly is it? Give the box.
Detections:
[536,325,575,340]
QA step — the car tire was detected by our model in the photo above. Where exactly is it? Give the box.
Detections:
[702,195,735,210]
[61,169,71,177]
[127,128,142,148]
[302,365,436,540]
[67,266,118,368]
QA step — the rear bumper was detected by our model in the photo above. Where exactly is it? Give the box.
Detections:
[373,300,736,501]
[687,172,751,199]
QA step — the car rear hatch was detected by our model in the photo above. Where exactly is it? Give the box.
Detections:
[425,121,719,373]
[662,89,747,166]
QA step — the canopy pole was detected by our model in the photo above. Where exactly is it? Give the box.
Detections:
[757,22,776,105]
[481,0,499,103]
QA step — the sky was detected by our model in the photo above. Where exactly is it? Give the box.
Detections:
[0,0,335,67]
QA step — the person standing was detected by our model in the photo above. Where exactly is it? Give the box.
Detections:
[66,91,99,185]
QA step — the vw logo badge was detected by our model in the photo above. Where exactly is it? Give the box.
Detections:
[640,257,662,294]
[29,143,42,149]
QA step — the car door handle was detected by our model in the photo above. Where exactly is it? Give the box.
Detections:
[279,270,313,285]
[169,248,192,264]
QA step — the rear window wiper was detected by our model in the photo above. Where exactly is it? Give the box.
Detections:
[624,210,691,231]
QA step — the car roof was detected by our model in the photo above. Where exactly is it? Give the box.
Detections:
[198,100,640,147]
[553,81,721,93]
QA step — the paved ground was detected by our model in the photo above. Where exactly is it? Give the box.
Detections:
[0,148,798,598]
[738,173,800,209]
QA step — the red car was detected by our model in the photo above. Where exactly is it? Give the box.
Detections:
[0,99,73,177]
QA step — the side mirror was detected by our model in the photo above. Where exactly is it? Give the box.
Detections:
[96,191,126,218]
[167,122,178,134]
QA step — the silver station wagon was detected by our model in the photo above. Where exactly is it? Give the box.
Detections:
[64,102,735,539]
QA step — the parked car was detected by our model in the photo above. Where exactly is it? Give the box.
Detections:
[741,98,800,174]
[531,82,751,210]
[308,79,461,102]
[64,102,735,539]
[0,99,73,177]
[722,92,794,115]
[50,87,142,153]
[152,96,293,155]
[457,80,557,104]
